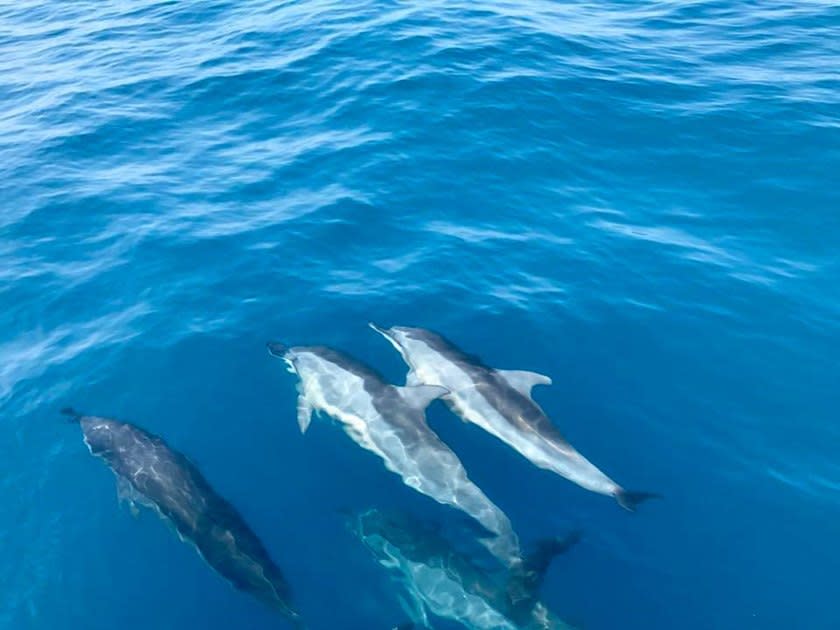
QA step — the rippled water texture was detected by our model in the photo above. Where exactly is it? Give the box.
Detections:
[2,1,839,628]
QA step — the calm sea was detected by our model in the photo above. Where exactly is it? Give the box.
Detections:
[1,1,838,629]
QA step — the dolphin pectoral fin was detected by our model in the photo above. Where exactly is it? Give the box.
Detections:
[116,477,131,504]
[396,384,449,410]
[497,369,552,397]
[116,477,144,518]
[297,396,314,434]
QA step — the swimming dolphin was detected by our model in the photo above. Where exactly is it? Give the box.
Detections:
[369,325,658,511]
[63,408,303,626]
[266,342,521,566]
[348,507,580,630]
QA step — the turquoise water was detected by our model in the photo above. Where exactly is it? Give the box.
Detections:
[2,1,839,628]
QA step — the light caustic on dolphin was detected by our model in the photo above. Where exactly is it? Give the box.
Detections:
[267,342,522,567]
[63,408,303,627]
[369,324,659,511]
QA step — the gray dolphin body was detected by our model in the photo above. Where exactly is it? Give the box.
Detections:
[267,343,521,566]
[349,508,579,630]
[370,325,657,511]
[64,409,302,626]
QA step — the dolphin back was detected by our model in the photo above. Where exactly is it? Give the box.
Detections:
[70,410,302,624]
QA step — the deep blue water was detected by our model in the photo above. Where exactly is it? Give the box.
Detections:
[2,1,839,628]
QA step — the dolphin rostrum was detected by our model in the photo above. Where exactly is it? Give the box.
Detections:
[267,342,521,566]
[348,507,580,630]
[63,408,303,626]
[369,325,658,511]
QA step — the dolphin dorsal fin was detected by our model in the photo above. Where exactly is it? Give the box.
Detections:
[497,369,552,397]
[297,395,314,434]
[397,384,449,410]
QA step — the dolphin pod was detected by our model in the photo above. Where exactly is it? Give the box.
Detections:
[369,323,659,511]
[266,342,521,567]
[64,322,657,628]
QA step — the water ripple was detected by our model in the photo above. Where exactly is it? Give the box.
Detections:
[1,1,838,628]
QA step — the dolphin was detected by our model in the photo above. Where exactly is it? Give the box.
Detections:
[369,325,658,511]
[63,408,303,627]
[348,507,580,630]
[266,342,521,566]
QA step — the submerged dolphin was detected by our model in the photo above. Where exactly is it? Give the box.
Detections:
[348,507,580,630]
[369,325,658,511]
[63,409,303,626]
[267,342,521,566]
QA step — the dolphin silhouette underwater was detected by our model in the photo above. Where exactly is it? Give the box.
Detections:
[348,507,581,630]
[267,342,522,567]
[370,324,659,511]
[64,408,303,627]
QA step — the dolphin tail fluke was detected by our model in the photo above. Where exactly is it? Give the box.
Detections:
[61,407,83,422]
[615,489,661,512]
[266,342,286,357]
[535,530,582,561]
[524,530,582,589]
[507,530,582,606]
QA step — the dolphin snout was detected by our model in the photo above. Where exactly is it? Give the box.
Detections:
[368,322,398,342]
[266,342,287,358]
[368,322,388,335]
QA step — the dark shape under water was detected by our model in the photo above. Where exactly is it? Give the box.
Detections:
[63,408,303,627]
[348,507,580,629]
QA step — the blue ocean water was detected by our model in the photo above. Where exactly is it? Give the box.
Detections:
[2,1,838,628]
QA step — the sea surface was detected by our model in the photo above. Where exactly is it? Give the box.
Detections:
[1,1,838,629]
